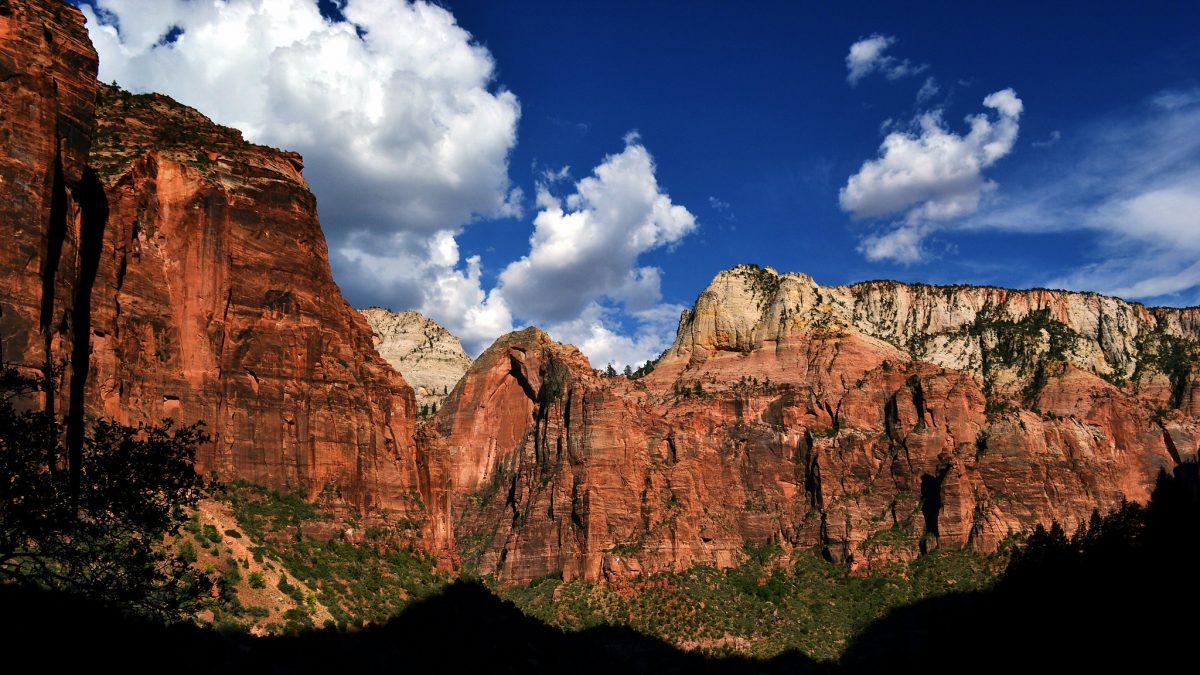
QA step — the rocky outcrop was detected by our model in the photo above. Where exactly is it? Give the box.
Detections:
[360,308,471,412]
[0,0,426,523]
[423,265,1198,582]
[664,265,1200,412]
[81,85,424,516]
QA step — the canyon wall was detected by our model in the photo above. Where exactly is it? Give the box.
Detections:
[424,265,1197,582]
[0,0,100,440]
[0,1,425,521]
[3,1,1196,585]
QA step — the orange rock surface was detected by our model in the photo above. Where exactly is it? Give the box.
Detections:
[0,0,100,421]
[82,86,424,516]
[3,1,1197,585]
[422,266,1198,582]
[1,1,423,520]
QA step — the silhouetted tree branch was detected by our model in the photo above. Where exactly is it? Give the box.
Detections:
[0,364,211,619]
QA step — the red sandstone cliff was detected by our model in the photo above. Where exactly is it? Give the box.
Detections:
[0,1,424,522]
[83,86,424,516]
[424,265,1198,582]
[3,0,1197,586]
[0,0,100,429]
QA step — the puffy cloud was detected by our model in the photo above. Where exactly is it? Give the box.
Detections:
[845,34,926,86]
[496,137,697,324]
[895,87,1200,305]
[82,0,520,236]
[80,0,521,349]
[839,88,1022,261]
[857,224,927,264]
[545,303,685,370]
[338,229,514,354]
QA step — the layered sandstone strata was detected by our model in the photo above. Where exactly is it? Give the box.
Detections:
[0,0,426,521]
[82,85,424,515]
[0,0,101,434]
[424,265,1197,582]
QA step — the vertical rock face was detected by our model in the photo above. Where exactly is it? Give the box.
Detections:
[424,265,1198,582]
[82,86,423,515]
[359,308,472,411]
[4,0,1196,586]
[0,0,99,412]
[0,0,426,523]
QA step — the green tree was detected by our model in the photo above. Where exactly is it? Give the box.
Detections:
[0,365,211,619]
[176,539,198,564]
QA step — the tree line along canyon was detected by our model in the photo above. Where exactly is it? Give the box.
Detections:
[1,1,1198,670]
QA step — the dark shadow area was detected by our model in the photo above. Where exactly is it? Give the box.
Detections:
[919,471,943,540]
[842,463,1200,673]
[0,579,825,674]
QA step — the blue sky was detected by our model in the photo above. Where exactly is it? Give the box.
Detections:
[75,0,1200,365]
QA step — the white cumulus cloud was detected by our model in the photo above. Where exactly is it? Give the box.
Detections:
[545,302,686,371]
[846,34,927,86]
[496,137,696,324]
[80,0,521,350]
[338,230,515,352]
[840,88,1023,261]
[900,86,1200,305]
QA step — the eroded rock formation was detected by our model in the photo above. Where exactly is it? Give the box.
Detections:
[83,86,424,515]
[3,1,1197,587]
[360,308,471,412]
[1,0,424,521]
[0,0,100,436]
[423,265,1198,582]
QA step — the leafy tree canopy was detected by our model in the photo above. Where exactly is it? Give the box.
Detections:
[0,365,211,619]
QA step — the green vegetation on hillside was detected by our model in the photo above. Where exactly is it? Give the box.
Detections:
[498,543,1005,660]
[1134,321,1199,409]
[194,478,1007,658]
[218,482,446,630]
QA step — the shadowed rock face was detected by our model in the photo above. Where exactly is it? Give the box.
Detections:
[0,0,99,414]
[423,265,1198,582]
[359,308,471,411]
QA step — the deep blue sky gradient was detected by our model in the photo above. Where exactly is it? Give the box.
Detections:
[431,0,1199,310]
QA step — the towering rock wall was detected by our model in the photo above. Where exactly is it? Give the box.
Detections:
[0,0,425,521]
[83,86,423,515]
[0,0,100,423]
[360,308,471,412]
[425,265,1198,583]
